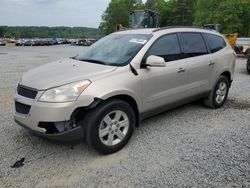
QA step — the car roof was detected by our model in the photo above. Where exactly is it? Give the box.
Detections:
[116,26,221,36]
[115,28,155,35]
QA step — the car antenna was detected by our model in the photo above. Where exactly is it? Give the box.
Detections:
[130,64,138,76]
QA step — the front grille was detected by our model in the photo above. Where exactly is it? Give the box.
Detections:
[15,101,31,115]
[17,85,38,99]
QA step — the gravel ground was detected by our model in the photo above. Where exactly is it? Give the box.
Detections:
[0,45,249,188]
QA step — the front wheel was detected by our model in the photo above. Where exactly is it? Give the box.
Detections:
[203,75,229,109]
[85,99,135,154]
[247,58,250,74]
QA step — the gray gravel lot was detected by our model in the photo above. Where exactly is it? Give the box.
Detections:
[0,45,249,187]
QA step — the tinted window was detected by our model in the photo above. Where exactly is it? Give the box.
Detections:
[178,33,208,57]
[145,34,182,62]
[203,33,226,53]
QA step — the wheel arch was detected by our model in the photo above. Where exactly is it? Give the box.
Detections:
[221,71,231,87]
[73,95,140,127]
[104,94,140,127]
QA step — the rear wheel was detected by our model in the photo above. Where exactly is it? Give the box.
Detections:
[85,99,135,154]
[203,75,229,109]
[247,57,250,74]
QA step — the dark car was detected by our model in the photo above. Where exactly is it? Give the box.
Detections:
[23,40,33,46]
[247,56,250,74]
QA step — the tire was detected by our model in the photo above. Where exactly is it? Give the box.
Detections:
[85,99,135,154]
[247,58,250,74]
[203,75,229,109]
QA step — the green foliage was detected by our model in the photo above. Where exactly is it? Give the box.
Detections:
[100,0,250,37]
[0,27,4,37]
[0,26,99,39]
[99,0,143,35]
[100,0,195,34]
[194,0,250,36]
[155,0,194,26]
[193,0,220,26]
[145,0,170,26]
[172,0,194,26]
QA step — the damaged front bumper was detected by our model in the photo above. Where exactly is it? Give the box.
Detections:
[13,86,96,142]
[15,119,84,142]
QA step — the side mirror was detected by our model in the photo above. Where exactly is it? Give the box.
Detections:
[146,55,166,67]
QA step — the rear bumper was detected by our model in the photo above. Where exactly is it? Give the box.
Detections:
[15,119,84,142]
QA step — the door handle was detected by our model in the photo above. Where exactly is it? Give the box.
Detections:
[209,61,215,66]
[177,67,186,73]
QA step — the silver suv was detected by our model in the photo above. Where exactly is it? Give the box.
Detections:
[14,27,236,154]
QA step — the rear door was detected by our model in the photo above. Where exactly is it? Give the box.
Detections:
[140,33,188,113]
[202,33,229,88]
[178,32,212,95]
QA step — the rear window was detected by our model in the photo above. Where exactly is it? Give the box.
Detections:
[203,33,227,53]
[178,33,208,57]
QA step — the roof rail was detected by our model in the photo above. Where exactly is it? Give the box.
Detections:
[153,26,214,32]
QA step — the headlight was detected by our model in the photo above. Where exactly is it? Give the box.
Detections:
[39,80,91,102]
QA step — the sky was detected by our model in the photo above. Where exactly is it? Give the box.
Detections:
[0,0,113,28]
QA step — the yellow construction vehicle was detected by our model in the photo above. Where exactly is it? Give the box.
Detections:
[130,9,158,29]
[203,24,238,48]
[117,9,158,31]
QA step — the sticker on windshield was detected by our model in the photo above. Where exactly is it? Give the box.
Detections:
[129,38,147,45]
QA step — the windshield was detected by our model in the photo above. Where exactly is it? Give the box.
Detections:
[75,34,151,66]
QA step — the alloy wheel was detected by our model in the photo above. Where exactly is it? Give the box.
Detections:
[99,110,129,146]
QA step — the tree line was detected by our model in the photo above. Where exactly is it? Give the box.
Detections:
[1,1,249,39]
[0,26,99,39]
[99,0,250,37]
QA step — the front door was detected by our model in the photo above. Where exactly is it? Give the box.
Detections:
[139,33,189,113]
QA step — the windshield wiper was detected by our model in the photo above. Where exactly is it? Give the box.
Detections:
[77,58,107,65]
[70,54,79,60]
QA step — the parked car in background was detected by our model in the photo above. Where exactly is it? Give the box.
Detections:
[76,39,85,46]
[235,38,250,55]
[23,40,33,46]
[33,39,45,46]
[0,40,6,46]
[84,38,97,46]
[15,39,25,46]
[70,39,77,45]
[10,38,70,46]
[72,39,98,46]
[14,27,236,154]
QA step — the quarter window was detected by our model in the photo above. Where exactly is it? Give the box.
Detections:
[203,33,226,53]
[144,34,182,62]
[178,33,208,57]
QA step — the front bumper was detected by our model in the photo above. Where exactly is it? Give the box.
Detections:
[15,119,84,142]
[14,87,94,142]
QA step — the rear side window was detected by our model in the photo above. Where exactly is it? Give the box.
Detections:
[178,32,208,57]
[144,34,182,62]
[203,33,226,53]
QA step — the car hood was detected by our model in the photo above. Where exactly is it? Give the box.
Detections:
[20,58,117,90]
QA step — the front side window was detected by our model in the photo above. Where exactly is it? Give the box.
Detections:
[76,34,151,66]
[178,32,208,57]
[203,33,226,53]
[144,33,182,62]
